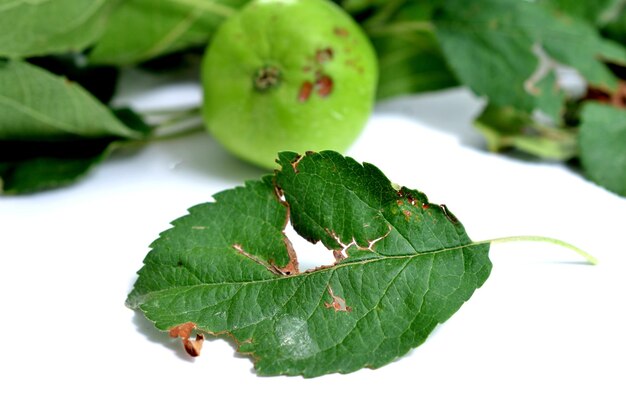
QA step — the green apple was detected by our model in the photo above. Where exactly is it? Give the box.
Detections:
[201,0,378,169]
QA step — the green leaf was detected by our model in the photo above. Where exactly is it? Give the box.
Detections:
[340,0,458,99]
[538,0,616,25]
[88,0,249,66]
[0,0,121,58]
[0,60,147,193]
[0,138,114,194]
[434,0,563,118]
[578,103,626,196]
[27,55,120,104]
[0,108,148,193]
[601,4,626,44]
[374,31,458,99]
[0,60,137,140]
[474,104,578,161]
[127,151,492,377]
[539,12,626,92]
[434,0,626,117]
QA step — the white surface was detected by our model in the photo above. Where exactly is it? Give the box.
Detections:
[1,81,625,416]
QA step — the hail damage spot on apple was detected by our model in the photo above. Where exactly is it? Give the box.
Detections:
[315,47,334,64]
[334,27,349,37]
[201,0,378,169]
[315,74,333,97]
[298,81,313,102]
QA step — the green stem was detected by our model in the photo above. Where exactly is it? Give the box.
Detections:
[153,108,202,129]
[481,236,598,265]
[112,123,206,154]
[140,106,202,117]
[152,123,206,141]
[165,0,238,17]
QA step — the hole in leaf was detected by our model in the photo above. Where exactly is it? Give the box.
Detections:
[283,222,335,272]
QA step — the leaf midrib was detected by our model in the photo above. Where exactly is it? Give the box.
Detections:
[0,94,93,136]
[138,241,487,298]
[0,64,133,138]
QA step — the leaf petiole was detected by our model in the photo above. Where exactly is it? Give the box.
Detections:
[148,107,202,129]
[482,235,598,265]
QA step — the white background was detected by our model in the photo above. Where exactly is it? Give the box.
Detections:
[1,71,625,416]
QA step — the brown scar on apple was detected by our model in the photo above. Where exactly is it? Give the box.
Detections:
[324,286,352,312]
[169,322,205,357]
[315,47,334,64]
[298,81,313,102]
[334,27,349,37]
[315,74,333,97]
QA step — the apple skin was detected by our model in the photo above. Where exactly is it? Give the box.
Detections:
[201,0,378,169]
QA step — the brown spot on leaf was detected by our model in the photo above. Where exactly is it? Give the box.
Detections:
[406,193,417,206]
[324,286,352,312]
[274,183,285,202]
[233,241,299,276]
[298,81,313,102]
[169,322,196,339]
[291,153,304,173]
[270,237,300,276]
[333,249,346,262]
[403,209,412,221]
[439,204,459,224]
[584,81,626,108]
[169,322,204,357]
[183,334,204,357]
[422,203,430,210]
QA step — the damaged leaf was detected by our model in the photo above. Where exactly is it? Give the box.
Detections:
[127,150,492,377]
[0,61,147,193]
[434,0,626,119]
[474,104,578,161]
